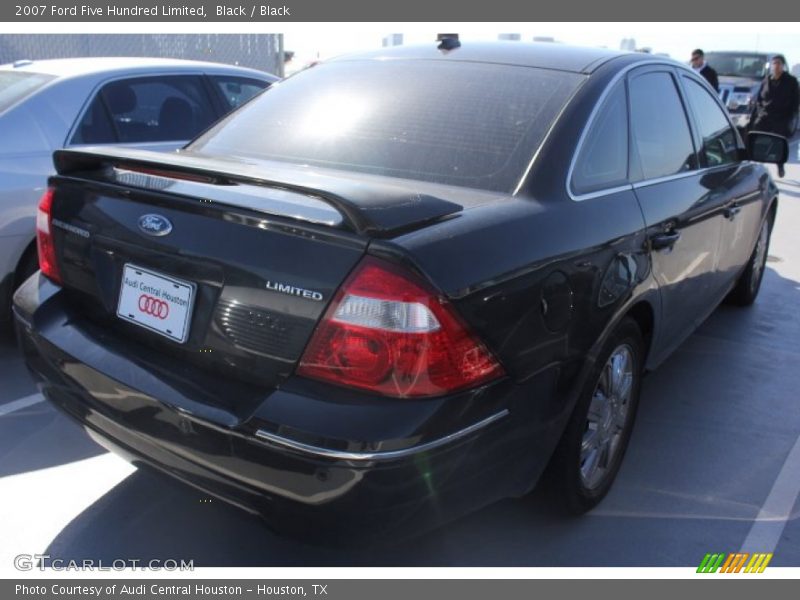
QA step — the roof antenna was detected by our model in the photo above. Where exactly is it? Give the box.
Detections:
[437,34,461,51]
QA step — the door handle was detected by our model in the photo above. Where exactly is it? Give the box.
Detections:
[649,231,681,251]
[724,204,742,220]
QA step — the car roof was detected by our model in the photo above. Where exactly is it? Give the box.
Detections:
[328,41,657,74]
[0,56,276,80]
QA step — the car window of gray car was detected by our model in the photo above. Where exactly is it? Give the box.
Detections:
[190,60,584,193]
[629,71,697,181]
[681,77,739,167]
[72,75,217,145]
[0,71,55,113]
[571,83,628,195]
[211,76,269,111]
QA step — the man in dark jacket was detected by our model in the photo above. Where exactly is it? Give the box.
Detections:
[750,54,799,177]
[691,49,719,92]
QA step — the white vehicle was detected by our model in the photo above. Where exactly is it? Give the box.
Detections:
[0,57,278,327]
[707,51,799,133]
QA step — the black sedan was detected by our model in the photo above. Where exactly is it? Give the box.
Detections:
[13,42,788,540]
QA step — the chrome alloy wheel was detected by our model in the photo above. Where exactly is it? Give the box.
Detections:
[580,344,634,489]
[750,221,769,294]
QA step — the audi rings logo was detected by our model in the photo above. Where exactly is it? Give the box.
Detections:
[139,294,169,319]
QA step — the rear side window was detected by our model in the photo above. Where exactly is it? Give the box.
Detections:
[682,77,739,167]
[211,76,269,111]
[72,75,217,144]
[629,71,697,180]
[571,83,628,195]
[0,71,55,113]
[190,60,584,193]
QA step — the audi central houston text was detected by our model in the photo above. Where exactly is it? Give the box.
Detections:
[14,42,787,538]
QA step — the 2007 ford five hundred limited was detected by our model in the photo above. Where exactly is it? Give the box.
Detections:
[14,42,788,539]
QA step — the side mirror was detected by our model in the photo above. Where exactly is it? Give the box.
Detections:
[746,131,789,164]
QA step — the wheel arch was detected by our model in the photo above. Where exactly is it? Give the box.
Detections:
[570,292,659,412]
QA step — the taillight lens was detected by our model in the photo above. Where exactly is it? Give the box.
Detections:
[297,256,504,398]
[36,187,62,284]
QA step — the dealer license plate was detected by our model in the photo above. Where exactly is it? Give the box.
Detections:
[116,264,196,343]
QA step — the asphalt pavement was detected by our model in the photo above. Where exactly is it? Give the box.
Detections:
[1,142,799,567]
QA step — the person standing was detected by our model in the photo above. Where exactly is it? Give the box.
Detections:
[690,49,720,92]
[750,54,799,177]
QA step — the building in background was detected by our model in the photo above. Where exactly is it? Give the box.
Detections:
[382,34,404,47]
[498,33,521,41]
[0,34,284,77]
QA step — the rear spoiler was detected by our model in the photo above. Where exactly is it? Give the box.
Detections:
[52,147,463,237]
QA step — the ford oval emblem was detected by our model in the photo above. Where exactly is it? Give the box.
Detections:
[138,214,173,237]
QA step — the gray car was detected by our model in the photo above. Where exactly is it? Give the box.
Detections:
[706,51,799,133]
[0,57,278,327]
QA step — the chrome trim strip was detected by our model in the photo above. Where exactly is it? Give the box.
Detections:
[569,184,633,201]
[631,169,698,189]
[566,59,702,202]
[587,161,749,196]
[254,409,510,462]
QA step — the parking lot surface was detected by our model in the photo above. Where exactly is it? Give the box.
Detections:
[1,142,799,567]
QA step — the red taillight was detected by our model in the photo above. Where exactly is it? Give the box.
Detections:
[36,187,61,284]
[297,256,504,398]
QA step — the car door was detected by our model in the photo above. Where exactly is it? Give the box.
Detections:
[678,74,764,287]
[68,74,220,151]
[628,66,730,358]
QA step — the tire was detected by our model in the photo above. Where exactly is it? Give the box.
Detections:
[547,318,644,514]
[726,217,771,306]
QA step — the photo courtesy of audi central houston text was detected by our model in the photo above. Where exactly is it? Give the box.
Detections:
[8,41,790,542]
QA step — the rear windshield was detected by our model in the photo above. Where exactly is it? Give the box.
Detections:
[189,60,583,193]
[0,70,55,113]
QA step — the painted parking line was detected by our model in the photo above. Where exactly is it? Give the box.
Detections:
[0,393,45,417]
[740,432,800,554]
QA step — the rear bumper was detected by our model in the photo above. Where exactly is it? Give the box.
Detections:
[13,274,573,539]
